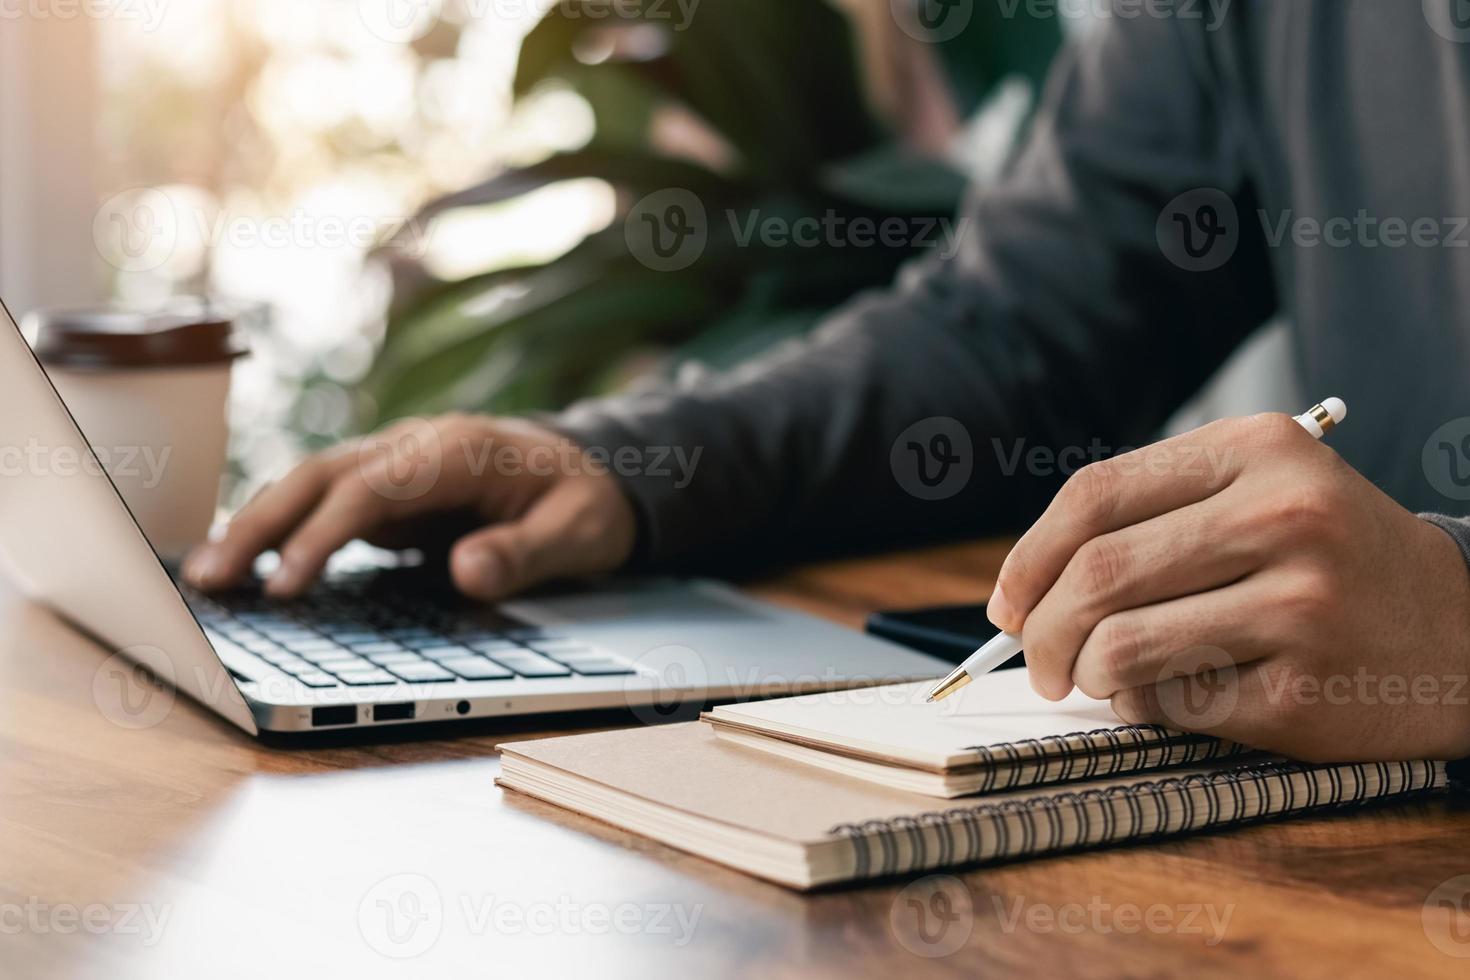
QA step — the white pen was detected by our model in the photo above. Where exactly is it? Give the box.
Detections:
[925,397,1349,704]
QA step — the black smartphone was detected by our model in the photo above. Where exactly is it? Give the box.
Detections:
[865,603,1023,669]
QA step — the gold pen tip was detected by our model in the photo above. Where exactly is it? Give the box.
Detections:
[927,671,972,704]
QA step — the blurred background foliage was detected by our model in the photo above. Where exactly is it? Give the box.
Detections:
[363,0,1062,426]
[94,0,1064,495]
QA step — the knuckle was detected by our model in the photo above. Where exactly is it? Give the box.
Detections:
[1263,485,1336,540]
[435,412,476,441]
[1061,462,1122,530]
[1076,616,1146,699]
[996,548,1036,596]
[490,536,530,586]
[1075,536,1130,601]
[1274,568,1334,623]
[225,495,269,534]
[278,540,319,568]
[1095,614,1147,680]
[1206,415,1253,443]
[291,452,335,483]
[332,470,389,515]
[1249,412,1310,452]
[568,500,614,548]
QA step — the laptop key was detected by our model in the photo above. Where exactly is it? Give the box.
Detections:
[352,642,408,656]
[384,628,442,642]
[524,637,587,652]
[439,657,514,680]
[262,630,320,645]
[488,653,572,678]
[386,662,457,683]
[506,627,557,642]
[330,632,384,646]
[469,639,523,654]
[448,630,507,644]
[325,659,379,675]
[563,658,637,676]
[300,648,355,664]
[338,670,398,686]
[295,672,340,688]
[281,638,340,653]
[277,659,318,675]
[536,646,621,666]
[416,645,478,662]
[367,652,423,666]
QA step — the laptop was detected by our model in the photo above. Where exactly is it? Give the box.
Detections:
[0,298,949,736]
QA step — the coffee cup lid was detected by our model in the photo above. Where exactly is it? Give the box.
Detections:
[29,301,249,370]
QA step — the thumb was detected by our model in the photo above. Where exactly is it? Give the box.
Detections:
[448,484,622,601]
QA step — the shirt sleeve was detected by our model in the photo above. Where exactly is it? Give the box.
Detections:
[551,13,1278,570]
[1422,514,1470,575]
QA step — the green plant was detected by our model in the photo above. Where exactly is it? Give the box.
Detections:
[359,0,1061,426]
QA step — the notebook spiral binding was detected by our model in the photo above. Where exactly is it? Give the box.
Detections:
[829,759,1443,879]
[959,724,1248,793]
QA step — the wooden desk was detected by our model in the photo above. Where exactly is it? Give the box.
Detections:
[2,540,1467,978]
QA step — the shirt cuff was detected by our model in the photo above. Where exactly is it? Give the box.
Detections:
[1422,513,1470,572]
[1421,514,1470,788]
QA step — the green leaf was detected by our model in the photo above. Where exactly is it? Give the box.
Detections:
[356,0,1065,430]
[515,0,881,179]
[927,0,1064,117]
[365,256,725,420]
[817,147,971,214]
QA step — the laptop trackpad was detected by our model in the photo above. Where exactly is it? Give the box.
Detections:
[504,583,772,628]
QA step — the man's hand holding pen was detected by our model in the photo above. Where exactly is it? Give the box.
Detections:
[987,412,1470,762]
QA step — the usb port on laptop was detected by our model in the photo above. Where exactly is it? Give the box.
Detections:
[372,702,416,723]
[311,705,357,727]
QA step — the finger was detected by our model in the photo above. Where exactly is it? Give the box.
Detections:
[1069,575,1281,700]
[266,434,482,597]
[450,483,625,602]
[1021,493,1263,698]
[183,450,354,589]
[265,477,390,598]
[1111,661,1292,753]
[988,416,1264,631]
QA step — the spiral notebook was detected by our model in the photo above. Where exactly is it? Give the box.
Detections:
[497,722,1445,890]
[703,668,1246,797]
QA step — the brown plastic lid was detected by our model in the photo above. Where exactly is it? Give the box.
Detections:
[30,301,249,370]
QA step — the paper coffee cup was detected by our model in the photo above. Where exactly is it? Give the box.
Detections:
[28,303,247,561]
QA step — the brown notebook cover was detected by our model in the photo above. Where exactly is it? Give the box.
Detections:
[497,722,1444,890]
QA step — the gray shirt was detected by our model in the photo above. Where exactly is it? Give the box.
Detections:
[554,0,1470,570]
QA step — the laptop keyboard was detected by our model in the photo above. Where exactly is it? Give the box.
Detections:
[181,578,639,689]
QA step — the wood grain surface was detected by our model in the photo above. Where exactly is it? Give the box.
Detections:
[2,540,1467,978]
